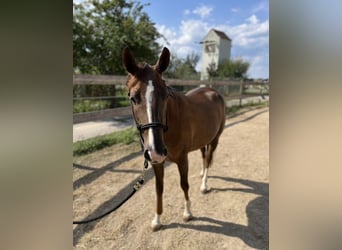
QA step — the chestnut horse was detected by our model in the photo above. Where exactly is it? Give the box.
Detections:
[123,47,225,231]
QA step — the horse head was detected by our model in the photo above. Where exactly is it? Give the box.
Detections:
[123,47,171,164]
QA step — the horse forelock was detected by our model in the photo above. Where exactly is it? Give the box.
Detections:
[127,63,166,91]
[137,61,149,69]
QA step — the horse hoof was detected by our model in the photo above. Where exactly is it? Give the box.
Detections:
[200,186,209,194]
[151,222,162,231]
[183,213,193,222]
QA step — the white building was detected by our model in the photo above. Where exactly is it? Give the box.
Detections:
[200,29,232,80]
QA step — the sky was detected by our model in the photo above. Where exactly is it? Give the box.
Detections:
[74,0,269,78]
[139,0,269,78]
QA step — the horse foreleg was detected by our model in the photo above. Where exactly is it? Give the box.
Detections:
[177,156,193,222]
[151,163,164,231]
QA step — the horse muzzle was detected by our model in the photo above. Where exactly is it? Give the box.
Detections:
[144,148,167,164]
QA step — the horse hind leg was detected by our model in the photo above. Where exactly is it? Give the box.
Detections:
[200,138,219,194]
[200,144,210,193]
[200,146,207,177]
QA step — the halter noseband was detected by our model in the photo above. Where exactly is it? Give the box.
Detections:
[135,120,168,146]
[136,122,168,133]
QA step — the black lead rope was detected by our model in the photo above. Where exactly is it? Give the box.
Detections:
[73,159,148,225]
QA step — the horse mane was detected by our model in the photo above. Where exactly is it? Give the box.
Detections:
[166,85,176,98]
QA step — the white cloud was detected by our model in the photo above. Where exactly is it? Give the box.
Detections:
[217,15,269,48]
[179,20,210,44]
[192,4,213,19]
[157,25,177,41]
[247,14,259,24]
[157,19,210,57]
[231,8,239,13]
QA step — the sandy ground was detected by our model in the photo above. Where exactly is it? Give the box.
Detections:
[73,107,269,249]
[73,117,134,142]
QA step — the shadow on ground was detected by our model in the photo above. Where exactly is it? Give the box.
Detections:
[163,176,269,249]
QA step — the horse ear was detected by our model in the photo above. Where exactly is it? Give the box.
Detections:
[155,47,170,74]
[123,47,138,75]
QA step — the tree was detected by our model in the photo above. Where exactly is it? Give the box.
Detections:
[207,62,218,79]
[73,0,162,75]
[216,58,250,79]
[165,52,200,79]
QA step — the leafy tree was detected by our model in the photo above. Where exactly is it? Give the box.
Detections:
[166,52,200,79]
[207,62,218,79]
[73,0,162,75]
[216,58,250,79]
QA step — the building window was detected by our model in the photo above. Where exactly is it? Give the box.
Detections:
[205,44,216,53]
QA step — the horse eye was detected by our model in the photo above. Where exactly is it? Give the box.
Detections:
[128,90,140,105]
[128,93,137,105]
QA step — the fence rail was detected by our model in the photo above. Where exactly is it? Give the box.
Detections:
[73,74,269,124]
[73,74,127,85]
[73,74,262,86]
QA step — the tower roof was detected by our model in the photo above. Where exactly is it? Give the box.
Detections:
[201,29,232,43]
[212,29,231,41]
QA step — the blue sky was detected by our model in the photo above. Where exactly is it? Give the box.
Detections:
[139,0,269,78]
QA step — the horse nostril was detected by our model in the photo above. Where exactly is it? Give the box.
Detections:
[163,148,167,156]
[144,150,151,161]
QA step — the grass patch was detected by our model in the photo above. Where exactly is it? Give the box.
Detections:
[73,100,112,113]
[73,99,131,113]
[73,126,139,156]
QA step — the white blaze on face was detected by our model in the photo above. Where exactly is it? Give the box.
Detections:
[145,80,155,150]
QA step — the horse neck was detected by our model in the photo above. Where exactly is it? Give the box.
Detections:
[166,90,187,127]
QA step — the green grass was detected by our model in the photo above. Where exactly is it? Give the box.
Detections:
[73,100,112,113]
[73,126,139,156]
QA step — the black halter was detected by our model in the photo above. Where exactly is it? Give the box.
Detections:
[136,122,168,133]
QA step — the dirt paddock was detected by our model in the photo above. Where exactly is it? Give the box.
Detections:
[73,107,269,249]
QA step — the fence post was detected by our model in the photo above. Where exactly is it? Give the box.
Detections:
[239,80,243,107]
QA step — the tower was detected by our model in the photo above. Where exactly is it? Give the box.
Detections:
[200,29,232,80]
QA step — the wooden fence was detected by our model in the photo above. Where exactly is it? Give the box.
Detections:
[73,74,269,124]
